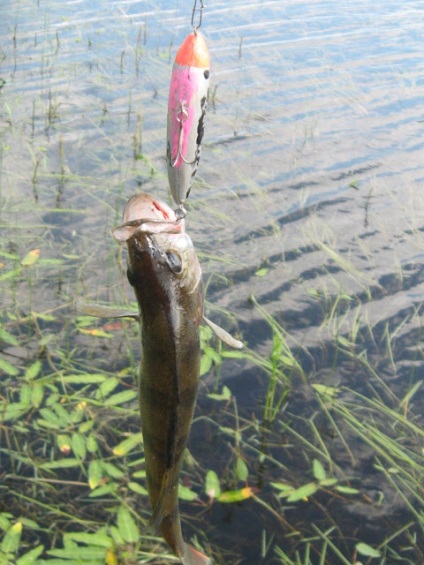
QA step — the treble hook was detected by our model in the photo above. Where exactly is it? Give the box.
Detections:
[191,0,205,34]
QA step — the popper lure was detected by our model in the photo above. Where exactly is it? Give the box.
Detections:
[166,0,210,212]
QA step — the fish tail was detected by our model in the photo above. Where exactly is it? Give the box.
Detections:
[181,542,211,565]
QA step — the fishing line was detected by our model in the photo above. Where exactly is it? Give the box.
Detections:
[191,0,205,33]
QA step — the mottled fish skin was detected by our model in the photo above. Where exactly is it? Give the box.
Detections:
[112,193,210,565]
[166,31,210,207]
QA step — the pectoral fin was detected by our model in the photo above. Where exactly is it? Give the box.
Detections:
[203,317,243,349]
[77,302,139,320]
[181,543,211,565]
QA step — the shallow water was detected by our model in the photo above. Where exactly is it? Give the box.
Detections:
[1,0,424,563]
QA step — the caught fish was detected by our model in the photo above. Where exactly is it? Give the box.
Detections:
[166,30,210,210]
[79,193,242,564]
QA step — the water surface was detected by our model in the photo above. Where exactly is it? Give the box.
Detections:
[1,0,423,563]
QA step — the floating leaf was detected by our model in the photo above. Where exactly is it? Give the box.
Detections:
[88,460,103,490]
[203,346,222,365]
[16,544,44,565]
[0,515,11,531]
[52,402,71,424]
[271,482,293,494]
[79,420,94,434]
[96,377,120,400]
[236,457,249,482]
[21,249,40,266]
[0,357,19,376]
[47,546,106,560]
[89,484,117,498]
[335,485,360,495]
[65,531,113,549]
[109,526,124,546]
[86,434,98,453]
[20,384,32,406]
[104,389,137,406]
[128,482,148,496]
[31,312,56,322]
[25,360,42,381]
[117,506,139,544]
[37,418,60,430]
[355,542,381,557]
[39,408,61,427]
[112,433,143,456]
[46,393,60,407]
[19,518,39,530]
[0,268,22,283]
[205,470,221,499]
[1,521,22,553]
[1,402,28,422]
[0,327,19,346]
[39,334,54,348]
[31,383,44,408]
[61,374,107,384]
[179,485,198,501]
[319,478,338,487]
[286,482,319,502]
[71,433,87,460]
[218,487,255,503]
[57,434,72,455]
[40,458,81,470]
[200,354,212,376]
[255,268,268,277]
[312,459,326,481]
[207,386,232,401]
[102,462,125,479]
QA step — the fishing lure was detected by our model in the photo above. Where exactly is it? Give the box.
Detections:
[166,0,210,213]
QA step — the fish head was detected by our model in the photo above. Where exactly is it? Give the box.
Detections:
[112,193,203,311]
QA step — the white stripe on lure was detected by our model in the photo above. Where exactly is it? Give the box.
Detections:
[166,31,210,209]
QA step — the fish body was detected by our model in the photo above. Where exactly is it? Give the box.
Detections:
[166,31,210,208]
[112,193,210,565]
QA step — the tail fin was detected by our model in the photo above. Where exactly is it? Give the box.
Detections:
[181,543,211,565]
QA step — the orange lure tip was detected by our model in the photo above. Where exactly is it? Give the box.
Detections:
[174,31,210,68]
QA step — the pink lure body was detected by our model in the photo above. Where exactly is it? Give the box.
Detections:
[166,31,210,207]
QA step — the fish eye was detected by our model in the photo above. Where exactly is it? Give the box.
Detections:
[203,69,210,79]
[166,252,182,274]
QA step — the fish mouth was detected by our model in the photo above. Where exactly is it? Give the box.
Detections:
[121,216,183,231]
[112,193,185,243]
[113,217,184,243]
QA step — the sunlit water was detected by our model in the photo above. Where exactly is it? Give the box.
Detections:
[1,0,423,562]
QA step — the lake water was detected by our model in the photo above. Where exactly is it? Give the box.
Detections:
[1,0,423,563]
